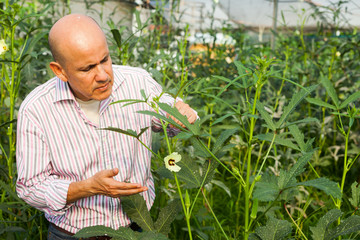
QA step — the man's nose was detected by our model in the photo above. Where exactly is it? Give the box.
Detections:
[95,64,108,81]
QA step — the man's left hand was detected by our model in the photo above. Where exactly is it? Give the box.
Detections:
[169,101,197,128]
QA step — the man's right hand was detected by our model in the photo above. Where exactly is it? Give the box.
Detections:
[66,168,148,203]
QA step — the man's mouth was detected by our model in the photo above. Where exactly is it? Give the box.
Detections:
[96,81,110,91]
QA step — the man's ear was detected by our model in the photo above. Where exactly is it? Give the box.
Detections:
[49,61,68,82]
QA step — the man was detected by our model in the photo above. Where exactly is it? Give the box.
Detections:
[16,14,197,239]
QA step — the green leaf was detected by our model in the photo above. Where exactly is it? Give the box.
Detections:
[327,215,360,239]
[339,91,360,109]
[306,97,337,110]
[253,217,292,240]
[255,133,300,151]
[212,128,238,154]
[158,102,200,135]
[201,159,219,186]
[176,155,202,189]
[111,29,122,48]
[288,125,306,152]
[276,85,317,128]
[321,75,340,108]
[0,226,26,235]
[211,112,236,126]
[101,127,138,138]
[253,173,280,202]
[190,138,212,158]
[278,151,314,189]
[121,194,155,231]
[284,118,319,127]
[310,209,342,240]
[349,181,360,208]
[256,101,276,131]
[111,99,146,106]
[154,199,181,235]
[296,177,341,199]
[137,110,187,132]
[211,179,231,197]
[74,225,137,240]
[138,232,168,240]
[134,10,142,29]
[0,180,22,201]
[212,75,243,96]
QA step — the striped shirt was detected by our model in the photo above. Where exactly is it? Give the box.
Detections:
[16,65,178,233]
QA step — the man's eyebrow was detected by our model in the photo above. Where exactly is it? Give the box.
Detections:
[77,54,109,71]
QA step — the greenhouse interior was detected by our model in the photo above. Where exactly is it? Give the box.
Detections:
[1,0,360,239]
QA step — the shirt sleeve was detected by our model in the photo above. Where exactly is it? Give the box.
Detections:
[16,110,73,216]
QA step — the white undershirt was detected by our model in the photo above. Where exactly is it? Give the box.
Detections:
[76,98,100,125]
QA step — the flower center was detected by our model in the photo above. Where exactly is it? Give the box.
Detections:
[168,159,175,166]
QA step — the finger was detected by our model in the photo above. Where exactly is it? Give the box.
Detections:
[102,168,119,177]
[116,187,148,197]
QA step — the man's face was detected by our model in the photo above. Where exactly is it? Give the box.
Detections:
[58,33,114,101]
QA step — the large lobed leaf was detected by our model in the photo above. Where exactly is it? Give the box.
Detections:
[310,209,342,240]
[276,85,317,129]
[296,177,341,199]
[255,101,276,131]
[121,194,155,231]
[255,133,300,151]
[251,217,292,240]
[277,151,314,189]
[154,199,181,235]
[288,125,306,152]
[253,173,279,202]
[74,225,137,240]
[212,127,239,154]
[320,75,340,108]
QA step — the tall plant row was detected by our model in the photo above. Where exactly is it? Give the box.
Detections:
[1,0,360,239]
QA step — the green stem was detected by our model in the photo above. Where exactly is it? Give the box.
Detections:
[198,139,245,186]
[174,173,193,240]
[244,83,262,238]
[284,203,308,240]
[201,189,229,240]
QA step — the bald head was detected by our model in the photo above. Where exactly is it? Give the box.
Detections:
[48,14,106,66]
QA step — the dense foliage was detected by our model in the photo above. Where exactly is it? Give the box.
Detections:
[1,0,360,239]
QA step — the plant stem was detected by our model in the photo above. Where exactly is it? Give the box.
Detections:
[174,173,193,240]
[284,203,308,240]
[201,188,229,240]
[244,83,262,239]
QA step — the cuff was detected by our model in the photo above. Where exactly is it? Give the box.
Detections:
[45,179,73,215]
